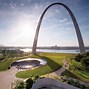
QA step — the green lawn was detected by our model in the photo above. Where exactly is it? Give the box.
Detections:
[1,52,89,82]
[66,59,89,82]
[16,52,74,78]
[0,56,28,71]
[0,59,13,71]
[73,70,89,82]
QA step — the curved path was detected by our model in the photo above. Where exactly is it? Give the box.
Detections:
[0,66,68,89]
[0,67,17,89]
[0,66,66,89]
[48,59,69,76]
[0,65,88,89]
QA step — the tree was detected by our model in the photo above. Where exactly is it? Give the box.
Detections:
[1,49,24,58]
[84,52,89,57]
[81,57,89,69]
[2,49,7,59]
[74,54,83,62]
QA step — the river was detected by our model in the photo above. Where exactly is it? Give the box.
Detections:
[20,48,89,54]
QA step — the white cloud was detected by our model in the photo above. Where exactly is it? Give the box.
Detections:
[59,18,67,22]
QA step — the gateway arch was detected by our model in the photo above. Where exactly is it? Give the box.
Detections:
[32,2,85,54]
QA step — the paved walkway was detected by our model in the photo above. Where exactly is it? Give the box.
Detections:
[44,67,66,78]
[0,66,66,89]
[0,59,88,89]
[54,67,66,76]
[0,58,68,89]
[0,67,17,89]
[48,59,68,76]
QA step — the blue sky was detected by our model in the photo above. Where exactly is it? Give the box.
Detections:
[0,0,89,47]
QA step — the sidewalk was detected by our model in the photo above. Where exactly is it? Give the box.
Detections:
[0,67,17,89]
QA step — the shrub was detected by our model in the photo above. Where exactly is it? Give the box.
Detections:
[34,75,39,80]
[17,82,24,89]
[0,57,4,62]
[80,84,86,89]
[67,79,75,85]
[15,81,24,89]
[8,65,11,69]
[67,79,88,89]
[26,78,33,89]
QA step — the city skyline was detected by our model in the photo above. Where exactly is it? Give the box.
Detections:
[0,0,89,47]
